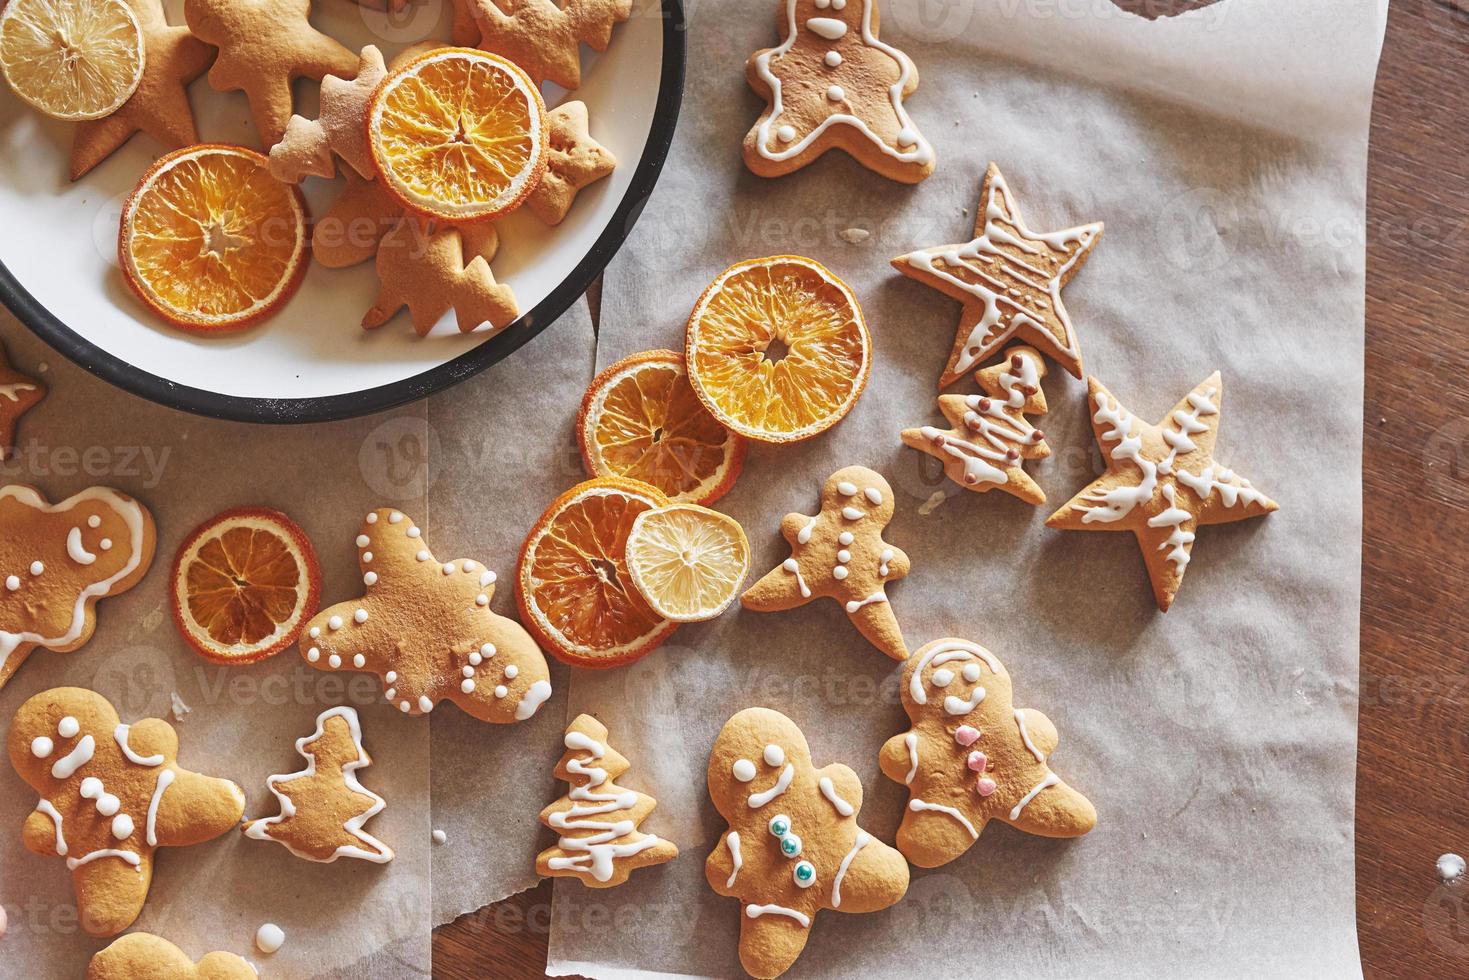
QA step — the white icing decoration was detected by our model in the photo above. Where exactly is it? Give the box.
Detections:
[328,654,341,669]
[818,776,854,817]
[782,558,812,598]
[844,592,886,614]
[838,482,858,497]
[366,512,378,524]
[545,729,662,882]
[909,640,1000,706]
[307,648,320,662]
[1014,709,1045,763]
[806,16,846,39]
[111,813,134,840]
[733,758,757,782]
[909,798,979,839]
[841,506,863,521]
[903,732,918,784]
[777,124,796,143]
[1009,772,1061,821]
[353,654,366,668]
[66,848,140,870]
[725,831,742,887]
[746,903,810,928]
[944,687,986,715]
[31,736,53,758]
[57,716,79,737]
[763,743,785,766]
[963,663,982,682]
[407,527,421,538]
[418,695,433,713]
[356,535,370,548]
[35,799,66,854]
[747,764,794,808]
[114,725,163,766]
[931,668,954,687]
[66,527,97,565]
[51,735,94,779]
[256,923,285,954]
[515,680,553,720]
[1147,484,1195,569]
[831,830,869,907]
[879,548,893,576]
[863,487,882,505]
[30,561,43,575]
[838,531,854,545]
[388,512,403,524]
[145,769,174,845]
[494,686,508,698]
[354,609,368,623]
[796,516,817,544]
[5,575,18,591]
[0,382,36,402]
[824,50,841,66]
[461,679,475,693]
[328,616,344,631]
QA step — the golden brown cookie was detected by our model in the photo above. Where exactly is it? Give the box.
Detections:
[892,162,1103,388]
[536,713,677,887]
[88,933,255,980]
[527,100,616,225]
[9,687,245,936]
[462,0,632,90]
[1046,372,1278,611]
[901,345,1050,505]
[268,44,386,182]
[299,508,553,722]
[69,0,214,180]
[741,466,910,660]
[243,705,392,863]
[183,0,357,146]
[0,339,44,456]
[706,707,908,980]
[744,0,933,184]
[0,486,155,689]
[362,216,518,336]
[878,639,1096,868]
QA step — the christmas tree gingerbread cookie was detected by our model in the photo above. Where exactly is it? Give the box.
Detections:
[299,508,553,723]
[902,345,1051,504]
[706,707,908,980]
[893,163,1103,388]
[88,933,256,980]
[1046,372,1278,610]
[8,687,246,936]
[0,485,156,689]
[243,705,392,863]
[536,713,677,887]
[268,44,387,183]
[0,339,45,456]
[745,0,934,184]
[742,466,911,660]
[879,639,1096,868]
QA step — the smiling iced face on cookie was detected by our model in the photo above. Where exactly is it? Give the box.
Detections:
[8,687,245,936]
[706,707,908,980]
[878,639,1096,868]
[744,0,933,183]
[299,508,553,723]
[0,485,156,688]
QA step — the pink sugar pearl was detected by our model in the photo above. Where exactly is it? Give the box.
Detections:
[954,725,981,746]
[976,777,997,797]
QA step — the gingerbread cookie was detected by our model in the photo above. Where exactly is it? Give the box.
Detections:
[744,0,934,184]
[243,705,392,863]
[741,466,910,660]
[878,639,1096,868]
[70,0,214,180]
[268,44,386,182]
[362,217,518,336]
[537,713,677,887]
[892,162,1103,388]
[9,687,245,936]
[462,0,632,90]
[706,707,908,979]
[183,0,357,146]
[89,933,255,980]
[901,345,1050,504]
[1046,372,1278,611]
[0,339,44,456]
[300,508,553,722]
[527,100,616,225]
[0,486,155,689]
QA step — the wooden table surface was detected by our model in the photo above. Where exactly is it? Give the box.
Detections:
[436,2,1467,976]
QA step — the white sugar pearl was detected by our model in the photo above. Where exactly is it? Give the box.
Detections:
[494,686,508,698]
[416,550,430,562]
[825,50,841,67]
[481,643,495,656]
[407,527,420,538]
[838,532,853,545]
[328,616,343,631]
[362,552,373,563]
[763,743,785,766]
[5,576,18,590]
[864,487,882,505]
[388,512,403,524]
[30,561,43,575]
[58,717,78,738]
[418,696,433,713]
[827,85,845,102]
[837,550,851,563]
[461,679,476,694]
[476,594,489,606]
[366,513,378,524]
[399,701,410,712]
[309,627,320,639]
[385,671,397,683]
[364,572,378,586]
[777,124,796,143]
[833,566,849,580]
[385,687,397,700]
[462,666,475,678]
[354,609,368,624]
[356,535,370,548]
[30,737,52,757]
[100,539,112,550]
[468,652,482,666]
[504,665,518,680]
[443,563,456,575]
[96,794,119,817]
[353,654,366,668]
[328,655,341,669]
[87,515,101,528]
[111,814,133,840]
[256,924,285,954]
[732,759,757,782]
[307,648,320,662]
[480,570,496,586]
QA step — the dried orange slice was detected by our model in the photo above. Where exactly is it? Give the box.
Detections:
[626,504,749,623]
[686,255,871,443]
[0,0,144,121]
[119,145,308,333]
[577,350,748,506]
[367,47,546,223]
[517,478,677,668]
[171,507,321,665]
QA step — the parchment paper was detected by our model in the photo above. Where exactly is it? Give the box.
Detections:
[551,0,1385,976]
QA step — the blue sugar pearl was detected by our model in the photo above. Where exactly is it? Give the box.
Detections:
[780,833,803,858]
[793,861,816,887]
[769,815,791,838]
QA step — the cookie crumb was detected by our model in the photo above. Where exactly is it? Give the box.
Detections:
[432,829,447,844]
[917,490,947,516]
[839,228,870,245]
[0,904,6,939]
[1439,853,1465,883]
[170,692,192,722]
[255,923,285,954]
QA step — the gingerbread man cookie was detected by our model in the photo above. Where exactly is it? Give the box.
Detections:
[1046,372,1278,611]
[243,705,392,863]
[183,0,358,146]
[9,688,245,936]
[901,345,1051,505]
[89,933,255,980]
[268,44,386,183]
[893,163,1103,388]
[300,508,553,723]
[742,466,910,660]
[0,485,156,689]
[706,707,908,979]
[0,339,45,456]
[536,713,677,887]
[744,0,934,184]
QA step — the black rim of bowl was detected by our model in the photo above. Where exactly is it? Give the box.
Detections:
[0,1,686,425]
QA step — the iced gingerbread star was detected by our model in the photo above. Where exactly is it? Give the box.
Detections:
[745,0,934,184]
[8,688,245,936]
[299,508,553,723]
[706,707,908,980]
[0,339,45,457]
[893,163,1103,388]
[742,466,910,660]
[879,639,1096,868]
[901,345,1051,505]
[1046,372,1278,610]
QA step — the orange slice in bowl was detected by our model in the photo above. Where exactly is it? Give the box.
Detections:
[625,504,749,623]
[119,144,308,333]
[577,350,747,505]
[517,478,676,668]
[171,507,321,665]
[685,255,871,443]
[0,0,145,121]
[368,47,546,223]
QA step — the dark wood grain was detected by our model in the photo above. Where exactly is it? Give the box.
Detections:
[436,3,1459,975]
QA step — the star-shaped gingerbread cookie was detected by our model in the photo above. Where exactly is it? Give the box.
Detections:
[0,339,44,457]
[893,162,1103,388]
[879,639,1096,868]
[183,0,358,147]
[1046,372,1278,611]
[70,0,214,180]
[299,508,553,722]
[741,466,911,661]
[527,101,616,225]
